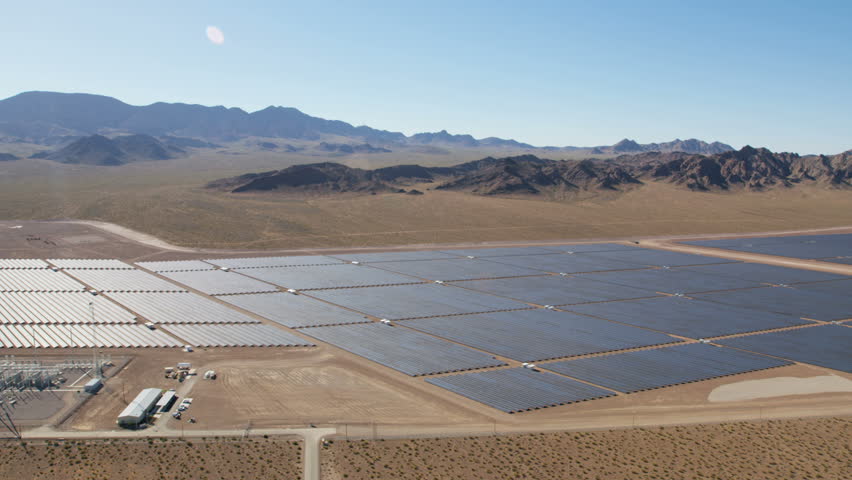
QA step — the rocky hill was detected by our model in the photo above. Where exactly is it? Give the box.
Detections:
[36,134,183,165]
[592,138,734,155]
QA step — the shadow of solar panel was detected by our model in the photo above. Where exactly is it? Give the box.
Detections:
[584,250,735,267]
[205,255,343,269]
[236,264,423,290]
[543,243,639,254]
[790,279,852,296]
[695,287,852,321]
[296,323,506,376]
[370,258,543,281]
[307,283,530,320]
[563,296,808,338]
[542,343,792,393]
[163,323,314,347]
[160,269,278,295]
[440,247,559,258]
[219,292,371,327]
[403,310,679,362]
[577,268,763,294]
[683,263,848,285]
[485,254,645,274]
[425,368,615,413]
[330,250,459,263]
[716,325,852,373]
[451,275,660,306]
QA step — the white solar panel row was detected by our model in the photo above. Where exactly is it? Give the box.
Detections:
[162,324,315,347]
[0,292,136,324]
[159,269,277,295]
[0,269,86,292]
[0,324,182,348]
[135,260,216,272]
[205,255,342,269]
[105,292,259,324]
[0,259,50,269]
[47,259,134,270]
[65,269,187,292]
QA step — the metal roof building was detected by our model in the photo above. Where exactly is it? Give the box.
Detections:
[117,388,162,427]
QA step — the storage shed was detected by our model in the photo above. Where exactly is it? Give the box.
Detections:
[156,390,177,412]
[83,378,102,394]
[117,388,162,428]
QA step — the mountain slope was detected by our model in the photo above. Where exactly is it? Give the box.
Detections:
[41,134,180,165]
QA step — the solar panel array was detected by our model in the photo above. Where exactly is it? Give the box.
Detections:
[105,292,259,324]
[577,268,762,294]
[297,323,507,376]
[47,259,134,270]
[0,324,182,348]
[65,269,187,292]
[440,246,558,258]
[716,325,852,373]
[0,269,86,292]
[790,279,852,297]
[543,343,792,392]
[695,287,852,321]
[425,368,615,413]
[238,264,423,290]
[205,255,342,269]
[162,324,314,347]
[683,263,848,285]
[564,296,809,339]
[159,269,277,295]
[681,234,852,260]
[308,283,530,320]
[486,253,647,274]
[584,249,734,268]
[330,250,458,263]
[825,256,852,265]
[0,292,136,324]
[219,292,372,328]
[373,258,544,281]
[0,259,50,269]
[403,310,679,362]
[452,275,660,306]
[135,260,216,272]
[543,243,638,254]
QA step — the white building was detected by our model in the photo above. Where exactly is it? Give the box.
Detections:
[117,388,162,428]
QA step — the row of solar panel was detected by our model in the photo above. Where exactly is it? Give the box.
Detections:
[681,233,852,261]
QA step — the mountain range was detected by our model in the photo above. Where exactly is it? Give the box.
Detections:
[208,146,852,196]
[0,91,733,155]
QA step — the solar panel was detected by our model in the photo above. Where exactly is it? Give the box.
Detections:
[0,292,136,324]
[485,254,646,274]
[159,269,277,295]
[371,258,544,281]
[403,309,679,362]
[824,257,852,265]
[683,263,848,285]
[329,250,459,263]
[681,234,852,260]
[47,259,134,270]
[452,275,660,306]
[204,255,343,269]
[135,260,216,272]
[163,323,315,347]
[297,323,507,376]
[542,243,639,254]
[439,247,559,258]
[0,259,50,269]
[563,296,808,338]
[716,325,852,373]
[584,250,734,267]
[0,269,86,292]
[790,279,852,296]
[695,287,852,321]
[236,264,423,290]
[425,368,615,413]
[105,292,259,324]
[308,283,530,320]
[219,292,372,327]
[65,269,186,292]
[577,268,763,294]
[0,324,182,348]
[543,343,792,393]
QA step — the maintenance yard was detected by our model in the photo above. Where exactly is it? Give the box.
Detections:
[0,221,850,440]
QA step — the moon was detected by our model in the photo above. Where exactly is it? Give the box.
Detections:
[206,26,225,45]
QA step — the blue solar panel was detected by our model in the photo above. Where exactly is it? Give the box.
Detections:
[329,250,459,263]
[307,283,531,320]
[236,264,422,290]
[440,246,559,257]
[485,254,646,274]
[425,368,615,413]
[296,322,507,376]
[542,343,792,393]
[543,243,639,254]
[717,325,852,373]
[695,287,852,321]
[824,257,852,265]
[680,234,852,260]
[369,257,544,281]
[402,309,679,362]
[563,296,808,338]
[451,275,660,306]
[790,279,852,296]
[219,292,372,327]
[584,250,734,267]
[683,263,847,285]
[577,268,762,294]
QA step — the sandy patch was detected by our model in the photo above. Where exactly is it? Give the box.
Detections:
[709,375,852,402]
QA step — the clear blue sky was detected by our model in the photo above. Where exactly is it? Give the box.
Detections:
[2,1,850,154]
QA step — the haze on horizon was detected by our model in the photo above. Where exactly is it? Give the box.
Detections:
[1,1,850,154]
